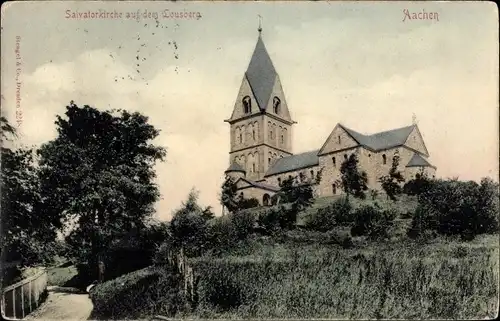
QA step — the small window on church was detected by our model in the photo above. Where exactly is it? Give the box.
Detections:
[382,154,387,165]
[332,183,337,195]
[310,170,314,178]
[273,97,281,114]
[338,135,341,144]
[332,157,336,167]
[252,163,255,173]
[253,129,256,140]
[242,96,252,114]
[268,157,271,164]
[239,133,242,144]
[281,134,284,144]
[278,177,281,185]
[344,154,348,160]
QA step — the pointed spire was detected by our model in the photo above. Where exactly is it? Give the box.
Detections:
[245,22,277,111]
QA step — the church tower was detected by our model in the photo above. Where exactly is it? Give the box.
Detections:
[224,27,296,182]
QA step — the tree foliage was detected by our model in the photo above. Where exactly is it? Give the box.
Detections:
[37,102,166,279]
[337,154,368,199]
[379,154,405,201]
[403,170,433,196]
[1,117,61,268]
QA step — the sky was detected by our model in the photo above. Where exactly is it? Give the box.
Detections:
[1,1,498,221]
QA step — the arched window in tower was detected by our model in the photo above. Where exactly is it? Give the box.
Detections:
[268,121,272,140]
[382,154,387,165]
[242,96,252,114]
[252,163,256,173]
[278,177,282,186]
[252,128,256,141]
[273,97,281,114]
[332,157,336,167]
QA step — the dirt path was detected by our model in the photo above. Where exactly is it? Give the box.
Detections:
[25,287,93,321]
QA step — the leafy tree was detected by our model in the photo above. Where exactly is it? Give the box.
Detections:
[169,189,212,257]
[337,154,368,199]
[1,118,62,269]
[378,154,405,201]
[220,176,240,214]
[351,205,397,240]
[37,102,166,280]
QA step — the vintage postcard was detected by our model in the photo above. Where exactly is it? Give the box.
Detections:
[1,0,498,320]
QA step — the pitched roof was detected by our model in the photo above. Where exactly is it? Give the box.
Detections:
[238,178,280,192]
[406,153,435,168]
[265,150,320,177]
[339,124,415,151]
[245,35,277,111]
[224,161,246,173]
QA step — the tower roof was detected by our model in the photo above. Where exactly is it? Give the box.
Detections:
[406,153,435,169]
[245,35,277,111]
[225,161,246,173]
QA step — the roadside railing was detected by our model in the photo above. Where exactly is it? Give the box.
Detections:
[1,269,48,320]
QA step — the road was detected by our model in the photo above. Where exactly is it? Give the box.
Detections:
[24,287,93,321]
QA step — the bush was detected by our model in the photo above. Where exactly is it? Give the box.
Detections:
[409,178,499,240]
[305,197,352,231]
[90,266,186,319]
[170,211,210,257]
[326,230,353,248]
[351,205,396,240]
[238,197,260,210]
[231,211,255,240]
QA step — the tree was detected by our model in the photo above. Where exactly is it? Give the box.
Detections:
[403,170,433,196]
[170,189,212,257]
[378,154,405,201]
[337,154,368,199]
[220,176,240,214]
[37,102,166,281]
[1,118,61,269]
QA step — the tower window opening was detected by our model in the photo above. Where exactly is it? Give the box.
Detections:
[338,135,341,144]
[253,129,256,140]
[273,97,281,114]
[252,163,256,173]
[242,96,252,113]
[332,183,337,195]
[239,133,242,144]
[382,154,387,165]
[281,134,284,144]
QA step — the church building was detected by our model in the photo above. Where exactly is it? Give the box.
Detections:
[224,29,436,205]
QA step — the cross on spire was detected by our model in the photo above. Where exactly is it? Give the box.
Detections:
[258,15,262,34]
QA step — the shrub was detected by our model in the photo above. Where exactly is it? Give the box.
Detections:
[410,178,499,240]
[230,211,255,240]
[351,205,396,240]
[238,197,260,210]
[90,267,186,319]
[305,197,352,231]
[256,205,294,234]
[326,230,353,248]
[170,210,210,257]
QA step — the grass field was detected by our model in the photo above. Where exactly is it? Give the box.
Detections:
[188,234,499,319]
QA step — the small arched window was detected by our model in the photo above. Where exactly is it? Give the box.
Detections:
[252,128,256,140]
[344,154,348,160]
[338,135,341,144]
[268,157,271,164]
[242,96,252,113]
[310,170,314,178]
[273,97,281,114]
[252,163,255,173]
[332,183,337,195]
[278,177,282,185]
[382,154,387,165]
[332,157,336,167]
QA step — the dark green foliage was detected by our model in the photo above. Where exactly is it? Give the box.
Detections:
[403,171,434,196]
[89,267,186,319]
[37,102,166,280]
[305,197,352,231]
[170,189,212,257]
[231,211,256,240]
[408,178,499,240]
[1,117,62,268]
[237,197,260,210]
[379,154,405,201]
[326,230,353,248]
[351,205,397,240]
[220,176,240,213]
[200,270,250,312]
[338,154,368,199]
[256,205,294,234]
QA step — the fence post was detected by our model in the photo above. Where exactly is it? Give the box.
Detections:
[28,280,32,311]
[21,285,24,318]
[12,289,16,319]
